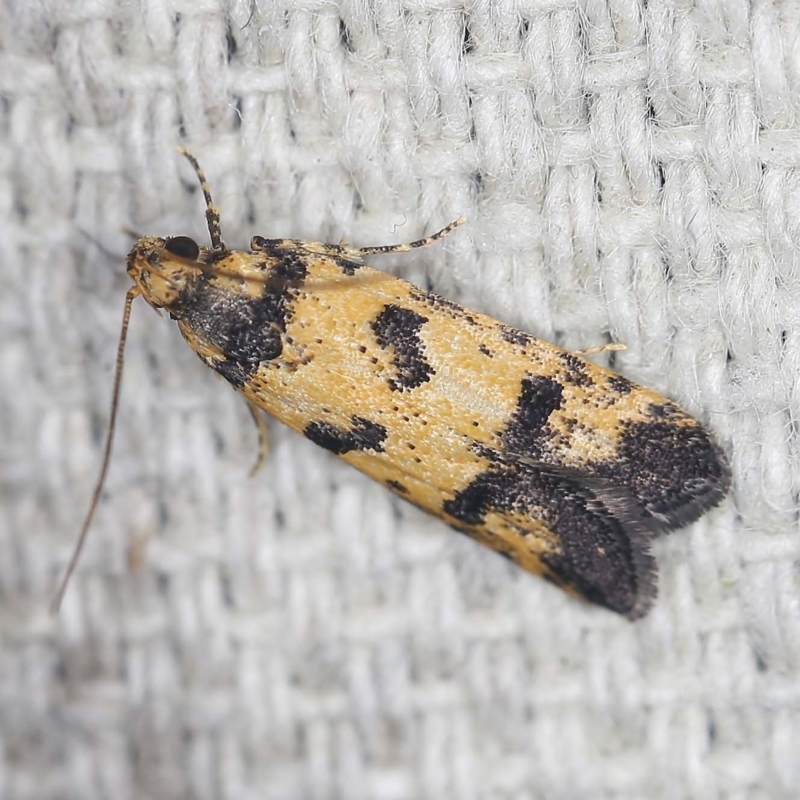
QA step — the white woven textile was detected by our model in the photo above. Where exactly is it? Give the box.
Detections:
[2,1,799,798]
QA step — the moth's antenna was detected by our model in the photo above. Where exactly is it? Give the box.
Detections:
[176,147,227,252]
[51,286,140,613]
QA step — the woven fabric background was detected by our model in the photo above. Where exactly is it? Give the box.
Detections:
[2,0,799,798]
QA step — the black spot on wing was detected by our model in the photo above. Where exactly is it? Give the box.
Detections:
[371,304,434,391]
[646,403,674,419]
[406,287,478,324]
[249,237,312,263]
[305,416,387,455]
[559,352,592,387]
[499,376,564,459]
[442,461,658,618]
[331,254,364,275]
[499,325,534,347]
[173,254,308,388]
[608,375,633,394]
[252,236,364,275]
[595,410,730,529]
[386,479,409,494]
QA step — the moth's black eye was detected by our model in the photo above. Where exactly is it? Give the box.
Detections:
[164,236,200,260]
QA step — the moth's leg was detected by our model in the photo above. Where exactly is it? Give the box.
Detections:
[245,399,271,477]
[574,343,627,356]
[250,218,465,261]
[351,217,466,256]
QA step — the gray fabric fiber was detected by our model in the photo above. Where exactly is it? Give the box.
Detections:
[2,1,799,798]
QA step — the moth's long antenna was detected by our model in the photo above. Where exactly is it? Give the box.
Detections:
[176,146,226,252]
[51,286,140,613]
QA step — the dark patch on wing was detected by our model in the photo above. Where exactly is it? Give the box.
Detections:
[252,236,364,275]
[646,403,676,419]
[386,479,409,494]
[330,254,364,275]
[304,415,387,455]
[608,375,633,394]
[213,358,254,388]
[173,253,308,388]
[559,415,579,435]
[407,287,477,324]
[499,325,534,347]
[595,413,731,529]
[371,304,434,391]
[478,344,493,357]
[559,352,593,387]
[499,375,564,459]
[250,236,306,255]
[442,461,658,618]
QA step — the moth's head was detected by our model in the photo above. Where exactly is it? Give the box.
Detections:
[126,234,209,310]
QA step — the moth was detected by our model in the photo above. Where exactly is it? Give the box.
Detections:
[55,148,730,618]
